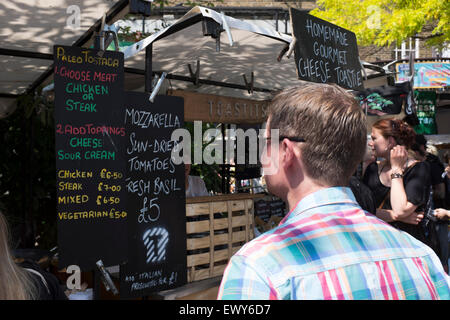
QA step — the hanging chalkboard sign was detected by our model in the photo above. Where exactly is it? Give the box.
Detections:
[290,8,364,91]
[54,45,127,270]
[120,92,186,298]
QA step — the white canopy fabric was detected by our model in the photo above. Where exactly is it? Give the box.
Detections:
[122,9,295,100]
[120,6,385,100]
[0,2,386,115]
[0,0,127,95]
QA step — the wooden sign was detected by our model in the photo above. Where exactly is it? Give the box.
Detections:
[169,90,269,124]
[54,45,127,270]
[120,92,187,298]
[290,8,364,91]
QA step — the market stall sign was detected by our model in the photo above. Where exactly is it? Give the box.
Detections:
[396,62,450,89]
[290,8,364,91]
[120,92,187,298]
[355,82,414,116]
[414,90,437,135]
[54,45,127,270]
[169,90,269,124]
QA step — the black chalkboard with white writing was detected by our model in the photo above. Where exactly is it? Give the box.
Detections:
[290,8,364,91]
[54,45,127,270]
[120,92,186,298]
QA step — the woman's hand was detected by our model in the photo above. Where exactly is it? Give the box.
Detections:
[398,211,424,225]
[434,208,450,220]
[390,145,408,172]
[445,166,450,179]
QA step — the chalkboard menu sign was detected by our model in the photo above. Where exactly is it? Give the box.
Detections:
[120,92,187,298]
[290,8,364,91]
[54,45,127,270]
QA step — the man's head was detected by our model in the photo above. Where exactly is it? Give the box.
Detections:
[264,83,367,195]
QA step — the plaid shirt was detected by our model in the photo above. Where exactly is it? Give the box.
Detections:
[218,187,450,300]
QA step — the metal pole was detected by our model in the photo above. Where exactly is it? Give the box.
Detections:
[145,43,153,93]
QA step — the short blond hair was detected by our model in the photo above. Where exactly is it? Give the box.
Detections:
[268,83,367,186]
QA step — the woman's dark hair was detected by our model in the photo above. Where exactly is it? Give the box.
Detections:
[372,118,416,149]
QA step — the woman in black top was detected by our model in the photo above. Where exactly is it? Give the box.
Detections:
[363,118,430,243]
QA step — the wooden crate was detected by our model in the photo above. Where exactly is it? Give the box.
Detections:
[185,194,261,283]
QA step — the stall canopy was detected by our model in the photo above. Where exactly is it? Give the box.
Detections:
[0,0,129,117]
[0,1,388,117]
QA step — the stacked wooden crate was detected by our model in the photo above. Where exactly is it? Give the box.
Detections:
[185,194,261,283]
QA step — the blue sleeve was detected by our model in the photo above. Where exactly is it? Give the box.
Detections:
[217,255,278,300]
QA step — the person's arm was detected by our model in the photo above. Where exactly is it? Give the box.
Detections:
[376,208,424,224]
[389,146,419,220]
[218,255,278,300]
[434,208,450,220]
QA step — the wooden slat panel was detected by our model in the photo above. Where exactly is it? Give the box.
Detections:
[186,203,210,216]
[212,201,227,213]
[232,231,246,243]
[185,197,257,282]
[244,198,249,242]
[187,232,238,250]
[230,200,245,211]
[209,202,214,277]
[187,251,209,267]
[231,215,247,227]
[214,233,229,246]
[187,236,210,250]
[213,218,228,230]
[186,193,265,204]
[187,249,230,267]
[188,265,228,283]
[186,218,230,234]
[227,201,233,261]
[186,220,209,234]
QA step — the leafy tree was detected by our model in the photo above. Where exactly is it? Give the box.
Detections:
[307,0,449,48]
[0,92,56,249]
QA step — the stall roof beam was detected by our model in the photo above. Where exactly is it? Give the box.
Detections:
[125,68,272,93]
[149,6,299,18]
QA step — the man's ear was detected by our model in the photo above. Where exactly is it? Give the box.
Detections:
[281,140,296,168]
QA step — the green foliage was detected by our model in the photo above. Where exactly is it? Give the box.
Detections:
[310,0,450,47]
[184,122,223,194]
[0,92,56,249]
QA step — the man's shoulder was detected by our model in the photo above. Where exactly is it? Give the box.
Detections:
[235,208,434,270]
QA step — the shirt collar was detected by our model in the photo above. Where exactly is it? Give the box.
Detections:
[280,187,359,225]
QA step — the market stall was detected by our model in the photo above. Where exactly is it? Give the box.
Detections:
[1,2,392,300]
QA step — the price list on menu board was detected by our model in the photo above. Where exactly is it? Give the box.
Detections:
[54,45,127,270]
[120,92,187,298]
